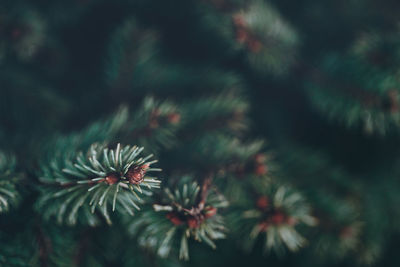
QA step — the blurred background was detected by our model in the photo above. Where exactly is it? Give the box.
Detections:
[1,0,400,266]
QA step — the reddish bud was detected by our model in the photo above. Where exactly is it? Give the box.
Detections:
[256,196,269,210]
[166,212,184,226]
[204,206,217,219]
[187,216,200,229]
[271,212,285,225]
[254,164,268,176]
[167,112,181,125]
[126,164,149,184]
[105,173,120,185]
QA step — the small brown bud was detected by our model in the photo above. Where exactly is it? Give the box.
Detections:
[166,212,184,226]
[187,216,200,229]
[105,173,120,185]
[254,164,268,176]
[167,112,181,124]
[126,164,149,184]
[271,212,285,225]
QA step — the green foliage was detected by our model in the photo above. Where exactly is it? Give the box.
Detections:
[229,182,316,255]
[180,90,249,135]
[231,0,299,75]
[306,30,400,135]
[37,143,161,226]
[128,97,181,152]
[128,177,228,260]
[0,151,21,213]
[2,0,400,266]
[106,17,159,90]
[0,5,45,62]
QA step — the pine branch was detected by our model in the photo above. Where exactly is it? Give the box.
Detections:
[37,143,161,226]
[229,182,317,255]
[128,176,228,261]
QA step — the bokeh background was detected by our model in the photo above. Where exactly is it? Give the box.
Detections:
[1,0,400,266]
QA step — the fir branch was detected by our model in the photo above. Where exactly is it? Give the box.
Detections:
[37,143,161,225]
[128,176,228,261]
[229,182,317,255]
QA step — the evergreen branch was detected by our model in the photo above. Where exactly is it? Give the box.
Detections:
[128,176,228,260]
[229,182,317,254]
[231,0,299,75]
[37,143,161,225]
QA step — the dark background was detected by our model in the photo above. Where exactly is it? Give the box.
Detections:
[2,0,400,266]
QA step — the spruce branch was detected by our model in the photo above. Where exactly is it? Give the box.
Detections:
[180,90,249,136]
[128,176,228,261]
[305,30,400,135]
[126,97,181,151]
[230,0,299,75]
[37,143,161,225]
[229,183,317,255]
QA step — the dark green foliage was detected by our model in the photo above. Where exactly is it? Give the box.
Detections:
[0,151,21,213]
[1,0,400,266]
[228,181,316,255]
[128,176,228,260]
[37,143,161,225]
